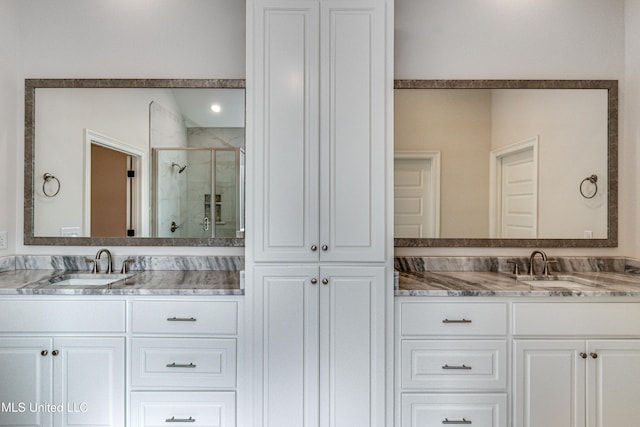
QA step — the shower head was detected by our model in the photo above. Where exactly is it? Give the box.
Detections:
[172,162,188,174]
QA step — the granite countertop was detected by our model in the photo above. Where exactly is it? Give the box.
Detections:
[396,271,640,297]
[0,269,243,296]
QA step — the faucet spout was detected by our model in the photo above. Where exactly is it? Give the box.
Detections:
[94,249,113,274]
[528,250,548,276]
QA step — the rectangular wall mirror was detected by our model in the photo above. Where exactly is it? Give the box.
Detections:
[25,79,245,247]
[394,80,617,248]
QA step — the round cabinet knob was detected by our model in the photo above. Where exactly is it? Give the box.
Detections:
[41,350,48,357]
[321,278,329,285]
[321,245,328,251]
[590,353,598,359]
[580,352,588,359]
[51,350,59,356]
[310,278,318,285]
[311,245,318,252]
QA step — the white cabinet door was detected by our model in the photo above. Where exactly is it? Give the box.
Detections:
[0,338,53,427]
[318,1,386,263]
[251,0,320,263]
[254,266,320,427]
[52,337,124,427]
[250,0,387,263]
[254,266,386,427]
[587,340,640,427]
[514,340,586,427]
[320,266,385,427]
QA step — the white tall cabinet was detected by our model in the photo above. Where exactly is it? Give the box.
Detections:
[246,0,393,426]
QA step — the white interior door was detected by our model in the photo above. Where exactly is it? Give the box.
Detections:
[394,153,440,238]
[490,137,538,238]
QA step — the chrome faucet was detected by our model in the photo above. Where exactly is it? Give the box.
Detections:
[528,250,547,276]
[93,248,113,274]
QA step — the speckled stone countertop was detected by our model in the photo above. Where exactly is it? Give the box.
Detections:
[0,270,242,296]
[396,271,640,297]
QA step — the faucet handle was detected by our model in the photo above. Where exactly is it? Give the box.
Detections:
[506,260,520,275]
[120,259,135,274]
[543,259,558,276]
[86,258,98,274]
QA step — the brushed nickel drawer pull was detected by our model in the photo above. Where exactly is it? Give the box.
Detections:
[442,364,472,370]
[442,318,472,324]
[166,416,195,423]
[166,362,196,368]
[443,418,472,424]
[166,317,197,322]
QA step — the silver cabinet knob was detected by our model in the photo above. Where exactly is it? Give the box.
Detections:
[41,350,48,356]
[580,352,588,359]
[310,278,318,285]
[321,245,328,251]
[590,353,598,359]
[321,278,329,285]
[311,245,318,252]
[51,350,59,356]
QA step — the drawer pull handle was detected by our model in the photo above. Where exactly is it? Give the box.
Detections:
[443,418,472,424]
[167,317,197,322]
[442,364,472,370]
[166,362,196,368]
[442,318,472,324]
[166,416,195,423]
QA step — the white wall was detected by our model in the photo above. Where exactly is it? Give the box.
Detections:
[0,1,18,256]
[12,0,246,255]
[6,0,636,257]
[626,0,640,259]
[395,0,629,257]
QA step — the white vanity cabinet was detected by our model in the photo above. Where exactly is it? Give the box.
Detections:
[253,265,386,427]
[396,299,509,427]
[513,302,640,427]
[0,299,126,427]
[129,299,239,427]
[249,0,389,263]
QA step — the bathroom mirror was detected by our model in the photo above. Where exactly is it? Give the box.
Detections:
[25,79,245,246]
[394,80,617,247]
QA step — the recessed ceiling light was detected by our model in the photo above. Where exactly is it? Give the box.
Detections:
[211,104,222,113]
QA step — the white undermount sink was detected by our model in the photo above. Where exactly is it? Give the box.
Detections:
[47,273,134,286]
[518,275,599,289]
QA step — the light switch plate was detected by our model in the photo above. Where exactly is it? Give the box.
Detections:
[0,231,8,250]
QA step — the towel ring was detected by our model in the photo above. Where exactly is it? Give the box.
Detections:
[43,173,61,197]
[579,174,598,199]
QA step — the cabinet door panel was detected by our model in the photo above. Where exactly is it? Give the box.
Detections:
[320,1,386,262]
[252,1,320,262]
[320,266,385,427]
[53,337,124,427]
[514,340,585,427]
[587,340,640,427]
[254,266,320,427]
[0,338,53,427]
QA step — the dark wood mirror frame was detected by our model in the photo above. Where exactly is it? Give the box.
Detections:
[393,79,618,248]
[24,78,246,247]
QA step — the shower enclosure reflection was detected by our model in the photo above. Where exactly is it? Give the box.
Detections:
[154,148,244,238]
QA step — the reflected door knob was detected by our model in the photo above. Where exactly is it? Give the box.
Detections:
[321,245,328,251]
[41,350,48,356]
[311,245,318,252]
[321,278,329,285]
[310,278,318,285]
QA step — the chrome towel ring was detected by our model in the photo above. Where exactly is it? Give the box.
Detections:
[43,173,61,197]
[579,174,598,199]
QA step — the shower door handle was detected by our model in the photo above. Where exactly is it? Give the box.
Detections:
[203,217,210,231]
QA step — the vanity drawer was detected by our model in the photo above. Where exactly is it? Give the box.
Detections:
[130,391,235,427]
[401,340,507,390]
[132,301,238,335]
[131,338,236,388]
[399,302,507,336]
[0,299,125,333]
[401,393,507,427]
[513,302,640,336]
